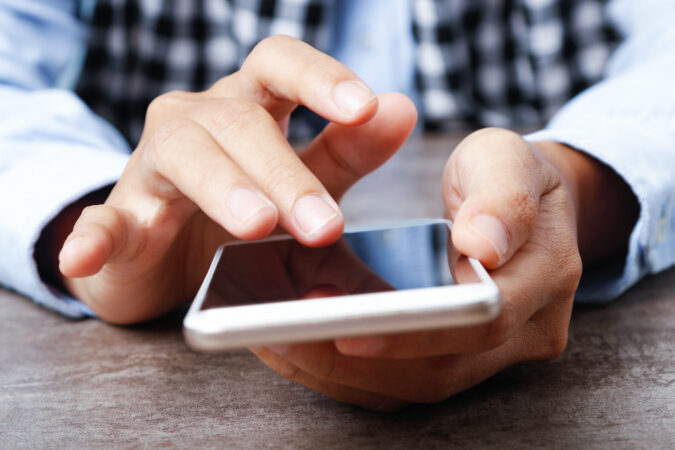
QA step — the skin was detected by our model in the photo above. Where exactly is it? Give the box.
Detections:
[44,36,638,411]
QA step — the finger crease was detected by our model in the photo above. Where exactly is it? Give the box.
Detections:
[322,134,361,181]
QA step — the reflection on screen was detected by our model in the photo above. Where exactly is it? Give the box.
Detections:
[202,222,480,310]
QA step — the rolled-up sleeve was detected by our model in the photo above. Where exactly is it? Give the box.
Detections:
[527,0,675,301]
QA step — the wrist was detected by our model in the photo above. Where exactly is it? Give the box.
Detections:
[531,140,638,265]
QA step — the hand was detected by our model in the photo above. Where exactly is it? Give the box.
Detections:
[253,128,637,411]
[56,35,417,324]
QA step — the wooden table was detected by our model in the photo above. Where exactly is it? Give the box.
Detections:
[2,136,674,448]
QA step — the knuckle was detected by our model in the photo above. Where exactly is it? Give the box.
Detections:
[531,266,577,362]
[564,251,583,293]
[253,35,295,55]
[544,187,577,234]
[139,119,199,200]
[551,247,583,300]
[146,95,168,120]
[473,126,514,140]
[547,330,569,360]
[538,326,569,361]
[463,127,524,152]
[260,158,304,193]
[457,129,542,188]
[208,74,236,95]
[246,35,302,72]
[146,90,189,119]
[207,98,268,136]
[140,92,192,146]
[246,35,331,86]
[152,118,197,147]
[144,118,197,168]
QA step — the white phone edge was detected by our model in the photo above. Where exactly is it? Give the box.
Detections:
[183,219,500,352]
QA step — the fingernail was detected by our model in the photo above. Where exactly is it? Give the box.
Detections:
[293,194,339,236]
[332,80,376,117]
[336,337,386,356]
[59,237,87,263]
[227,187,274,224]
[469,214,509,260]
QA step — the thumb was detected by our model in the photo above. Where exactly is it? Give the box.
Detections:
[59,204,144,278]
[443,129,559,269]
[299,92,417,202]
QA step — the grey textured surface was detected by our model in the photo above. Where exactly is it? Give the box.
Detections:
[2,136,674,449]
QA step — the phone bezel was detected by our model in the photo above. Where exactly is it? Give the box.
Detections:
[183,219,500,352]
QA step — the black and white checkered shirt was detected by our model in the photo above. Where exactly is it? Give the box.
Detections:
[75,0,621,144]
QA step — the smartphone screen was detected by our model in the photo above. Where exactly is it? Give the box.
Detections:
[200,221,482,311]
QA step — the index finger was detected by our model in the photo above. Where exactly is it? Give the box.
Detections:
[208,35,378,125]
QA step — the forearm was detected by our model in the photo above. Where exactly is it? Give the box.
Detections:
[533,141,639,267]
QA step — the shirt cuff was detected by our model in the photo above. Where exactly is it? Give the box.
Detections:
[526,117,660,302]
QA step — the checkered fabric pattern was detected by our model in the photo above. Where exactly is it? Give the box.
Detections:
[75,0,621,144]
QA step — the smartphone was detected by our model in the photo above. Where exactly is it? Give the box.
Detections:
[183,219,500,352]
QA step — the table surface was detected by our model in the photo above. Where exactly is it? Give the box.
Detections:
[2,135,674,449]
